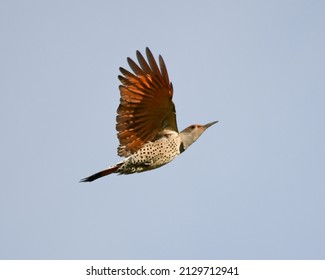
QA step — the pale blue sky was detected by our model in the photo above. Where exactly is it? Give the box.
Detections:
[1,0,324,259]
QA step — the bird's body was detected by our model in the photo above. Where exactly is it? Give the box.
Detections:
[81,48,217,182]
[121,130,181,173]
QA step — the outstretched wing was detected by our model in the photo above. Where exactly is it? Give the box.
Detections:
[116,47,178,157]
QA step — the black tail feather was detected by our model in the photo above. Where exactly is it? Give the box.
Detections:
[80,165,120,182]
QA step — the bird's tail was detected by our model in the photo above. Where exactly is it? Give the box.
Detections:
[80,163,122,182]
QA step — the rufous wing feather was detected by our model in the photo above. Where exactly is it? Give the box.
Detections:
[116,47,178,157]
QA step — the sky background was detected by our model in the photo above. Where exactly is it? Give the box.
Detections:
[1,0,324,260]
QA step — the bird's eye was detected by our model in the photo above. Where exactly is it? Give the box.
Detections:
[190,125,195,129]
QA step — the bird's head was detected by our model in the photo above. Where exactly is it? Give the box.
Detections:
[179,121,218,151]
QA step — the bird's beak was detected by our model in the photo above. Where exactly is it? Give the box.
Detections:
[203,121,218,129]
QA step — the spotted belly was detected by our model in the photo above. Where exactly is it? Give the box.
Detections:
[117,135,182,174]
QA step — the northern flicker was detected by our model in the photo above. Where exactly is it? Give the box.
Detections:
[80,48,217,182]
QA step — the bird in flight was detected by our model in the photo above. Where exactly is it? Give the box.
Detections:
[80,48,217,182]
